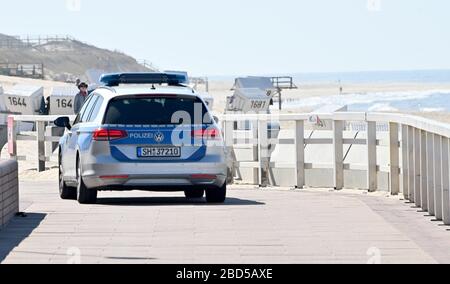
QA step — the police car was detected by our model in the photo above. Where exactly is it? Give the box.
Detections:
[54,73,228,204]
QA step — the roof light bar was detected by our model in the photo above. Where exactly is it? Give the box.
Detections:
[99,72,189,87]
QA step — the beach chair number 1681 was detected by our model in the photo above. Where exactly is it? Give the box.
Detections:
[251,100,266,110]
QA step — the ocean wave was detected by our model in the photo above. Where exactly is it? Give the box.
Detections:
[284,89,450,112]
[420,107,446,113]
[368,103,399,112]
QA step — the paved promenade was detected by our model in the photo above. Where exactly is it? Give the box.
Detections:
[1,181,450,264]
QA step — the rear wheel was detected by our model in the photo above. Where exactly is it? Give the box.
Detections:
[76,157,97,204]
[59,151,76,200]
[226,167,234,185]
[206,184,227,203]
[184,188,205,199]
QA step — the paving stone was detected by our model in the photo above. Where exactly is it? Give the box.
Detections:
[0,181,449,263]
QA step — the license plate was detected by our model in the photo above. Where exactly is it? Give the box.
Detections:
[137,147,181,158]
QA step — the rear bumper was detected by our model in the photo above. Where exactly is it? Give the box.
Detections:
[82,162,227,190]
[95,186,222,192]
[84,174,227,190]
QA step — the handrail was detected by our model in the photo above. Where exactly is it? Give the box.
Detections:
[10,115,76,122]
[6,112,450,226]
[219,111,450,226]
[367,112,450,138]
[219,112,450,138]
[7,115,76,172]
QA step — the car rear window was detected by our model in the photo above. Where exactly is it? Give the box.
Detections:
[103,96,212,125]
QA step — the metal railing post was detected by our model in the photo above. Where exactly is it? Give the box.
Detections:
[434,134,443,220]
[333,120,344,190]
[441,137,450,225]
[420,130,428,211]
[401,125,409,199]
[389,122,400,195]
[37,121,46,172]
[427,132,435,216]
[407,126,415,202]
[414,128,421,207]
[295,120,305,189]
[258,119,269,187]
[7,116,17,160]
[224,120,235,183]
[251,121,259,184]
[367,121,377,192]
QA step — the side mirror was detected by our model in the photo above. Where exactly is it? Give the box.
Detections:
[213,116,220,124]
[54,117,72,130]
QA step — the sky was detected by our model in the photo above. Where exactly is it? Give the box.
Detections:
[1,0,450,76]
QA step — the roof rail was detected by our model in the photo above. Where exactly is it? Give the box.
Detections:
[95,86,117,93]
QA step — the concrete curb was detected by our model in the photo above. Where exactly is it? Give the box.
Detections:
[0,159,19,229]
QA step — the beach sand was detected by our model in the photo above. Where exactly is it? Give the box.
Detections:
[2,75,450,182]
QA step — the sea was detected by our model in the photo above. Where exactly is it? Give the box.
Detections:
[283,69,450,112]
[290,69,450,85]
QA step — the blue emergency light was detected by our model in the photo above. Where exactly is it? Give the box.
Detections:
[100,72,189,87]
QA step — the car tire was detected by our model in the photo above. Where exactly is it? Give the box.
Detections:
[59,152,76,200]
[76,157,97,204]
[184,188,205,199]
[206,183,227,204]
[226,167,234,185]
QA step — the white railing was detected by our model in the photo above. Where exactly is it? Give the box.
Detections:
[7,115,75,172]
[6,112,450,225]
[220,112,450,225]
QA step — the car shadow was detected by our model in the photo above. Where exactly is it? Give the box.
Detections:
[96,197,265,207]
[0,213,47,263]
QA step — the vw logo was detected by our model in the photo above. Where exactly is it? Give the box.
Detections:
[154,132,165,143]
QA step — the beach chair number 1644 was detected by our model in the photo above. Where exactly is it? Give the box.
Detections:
[7,97,27,107]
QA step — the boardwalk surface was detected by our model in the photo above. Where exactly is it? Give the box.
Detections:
[1,181,450,264]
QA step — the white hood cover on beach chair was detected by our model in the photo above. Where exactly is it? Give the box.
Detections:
[233,77,276,92]
[229,88,272,113]
[4,84,44,115]
[49,86,80,115]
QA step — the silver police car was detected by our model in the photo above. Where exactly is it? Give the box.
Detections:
[55,73,228,204]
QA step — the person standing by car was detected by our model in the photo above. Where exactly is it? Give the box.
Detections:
[74,82,89,114]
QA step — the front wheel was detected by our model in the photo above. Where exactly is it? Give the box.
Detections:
[206,184,227,204]
[76,158,97,204]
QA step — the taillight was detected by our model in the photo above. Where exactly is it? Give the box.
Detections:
[93,129,128,141]
[191,128,221,140]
